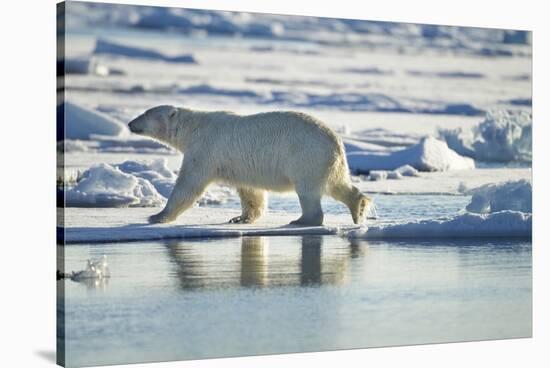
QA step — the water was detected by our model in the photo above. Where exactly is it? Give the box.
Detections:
[222,193,471,224]
[58,236,531,367]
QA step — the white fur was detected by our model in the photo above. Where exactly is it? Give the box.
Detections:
[128,106,370,225]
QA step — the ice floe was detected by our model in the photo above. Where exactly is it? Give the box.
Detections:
[347,211,531,239]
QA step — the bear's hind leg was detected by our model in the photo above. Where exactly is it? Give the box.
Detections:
[290,183,324,226]
[229,187,267,224]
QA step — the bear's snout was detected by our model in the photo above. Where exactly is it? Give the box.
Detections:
[128,119,144,134]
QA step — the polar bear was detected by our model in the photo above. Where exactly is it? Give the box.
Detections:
[128,105,370,226]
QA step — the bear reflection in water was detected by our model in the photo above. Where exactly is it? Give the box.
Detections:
[164,236,367,290]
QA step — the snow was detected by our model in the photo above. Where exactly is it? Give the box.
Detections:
[439,111,532,162]
[347,137,475,173]
[347,211,531,239]
[465,180,532,214]
[64,101,128,140]
[94,39,197,64]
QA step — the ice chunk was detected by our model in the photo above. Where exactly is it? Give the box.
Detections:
[395,165,420,177]
[64,101,128,140]
[70,255,110,281]
[348,136,475,173]
[465,180,532,214]
[439,111,532,162]
[368,171,388,181]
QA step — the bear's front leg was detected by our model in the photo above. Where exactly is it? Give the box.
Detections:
[148,164,210,224]
[148,210,173,224]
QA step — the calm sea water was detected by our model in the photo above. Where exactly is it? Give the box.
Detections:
[58,235,531,367]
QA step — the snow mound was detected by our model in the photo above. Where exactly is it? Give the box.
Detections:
[64,160,235,208]
[64,101,128,140]
[94,39,197,63]
[347,137,475,173]
[439,111,532,162]
[65,163,166,207]
[347,211,531,239]
[65,164,165,207]
[465,180,532,214]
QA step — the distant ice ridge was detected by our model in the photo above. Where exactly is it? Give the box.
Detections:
[66,2,530,56]
[62,57,112,76]
[347,211,531,239]
[64,159,234,208]
[439,111,532,163]
[347,136,475,174]
[464,180,532,214]
[93,39,197,64]
[177,85,484,116]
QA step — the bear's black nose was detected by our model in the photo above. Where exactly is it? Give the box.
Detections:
[128,120,141,133]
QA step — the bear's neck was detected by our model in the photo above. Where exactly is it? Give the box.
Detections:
[167,109,209,152]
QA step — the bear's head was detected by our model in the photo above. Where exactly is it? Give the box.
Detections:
[128,105,178,143]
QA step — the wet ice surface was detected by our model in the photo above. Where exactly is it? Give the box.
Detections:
[59,236,531,367]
